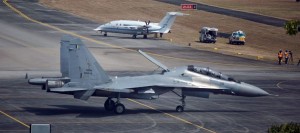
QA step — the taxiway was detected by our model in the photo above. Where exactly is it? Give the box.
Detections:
[0,1,299,133]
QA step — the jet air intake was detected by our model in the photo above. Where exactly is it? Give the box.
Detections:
[182,90,210,98]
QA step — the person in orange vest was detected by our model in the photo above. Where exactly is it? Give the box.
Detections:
[278,50,283,65]
[284,50,289,65]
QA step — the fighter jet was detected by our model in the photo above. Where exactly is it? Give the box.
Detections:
[93,12,188,39]
[28,35,73,89]
[29,36,270,114]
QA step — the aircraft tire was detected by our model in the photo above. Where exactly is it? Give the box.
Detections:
[176,105,184,112]
[45,80,50,92]
[41,84,46,90]
[104,99,115,111]
[114,103,125,114]
[143,35,147,39]
[132,35,137,39]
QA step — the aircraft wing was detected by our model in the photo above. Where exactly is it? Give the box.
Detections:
[50,87,88,92]
[94,75,228,93]
[50,87,95,100]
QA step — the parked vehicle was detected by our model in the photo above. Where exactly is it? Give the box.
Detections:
[199,27,218,43]
[229,30,246,45]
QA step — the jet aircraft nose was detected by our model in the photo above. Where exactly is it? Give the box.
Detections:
[94,25,103,31]
[235,82,270,97]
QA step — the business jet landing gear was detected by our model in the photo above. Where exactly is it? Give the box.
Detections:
[172,90,186,112]
[114,93,125,114]
[160,33,163,38]
[104,32,107,37]
[143,35,148,39]
[104,98,115,111]
[132,34,137,39]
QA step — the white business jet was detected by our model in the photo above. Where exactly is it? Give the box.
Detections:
[94,12,187,39]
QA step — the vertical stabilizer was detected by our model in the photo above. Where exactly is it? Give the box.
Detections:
[60,35,73,77]
[68,38,111,85]
[158,12,187,33]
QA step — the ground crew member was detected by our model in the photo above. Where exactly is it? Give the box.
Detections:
[289,50,294,65]
[284,50,289,65]
[278,50,283,65]
[297,59,300,66]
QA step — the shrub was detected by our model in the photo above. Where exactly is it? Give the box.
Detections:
[268,122,300,133]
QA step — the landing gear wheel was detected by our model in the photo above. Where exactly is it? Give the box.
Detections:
[45,80,50,92]
[143,35,147,39]
[41,85,46,90]
[104,98,115,111]
[176,105,184,112]
[171,90,187,112]
[132,35,137,39]
[104,33,107,36]
[114,103,125,114]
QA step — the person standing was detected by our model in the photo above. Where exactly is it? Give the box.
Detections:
[289,50,294,65]
[278,50,283,65]
[284,50,289,65]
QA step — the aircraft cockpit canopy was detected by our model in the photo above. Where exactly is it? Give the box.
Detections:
[187,65,240,83]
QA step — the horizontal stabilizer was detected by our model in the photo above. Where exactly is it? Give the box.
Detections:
[167,12,189,16]
[74,89,95,100]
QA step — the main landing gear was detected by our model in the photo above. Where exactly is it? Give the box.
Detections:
[104,98,115,111]
[131,34,148,39]
[143,35,147,39]
[104,93,125,114]
[132,34,137,39]
[172,90,186,112]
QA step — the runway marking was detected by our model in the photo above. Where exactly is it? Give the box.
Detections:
[127,98,216,133]
[276,81,286,89]
[0,0,281,132]
[0,110,30,128]
[0,34,30,47]
[2,0,275,69]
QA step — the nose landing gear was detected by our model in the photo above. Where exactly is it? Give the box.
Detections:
[176,95,186,112]
[172,90,186,112]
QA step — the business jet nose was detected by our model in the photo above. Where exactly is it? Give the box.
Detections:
[236,82,270,97]
[94,26,103,31]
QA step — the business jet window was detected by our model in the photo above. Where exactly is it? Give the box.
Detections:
[187,65,239,83]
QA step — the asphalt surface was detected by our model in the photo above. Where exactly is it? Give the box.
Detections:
[0,0,300,133]
[156,0,286,27]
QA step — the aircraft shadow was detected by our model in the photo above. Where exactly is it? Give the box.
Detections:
[90,34,167,40]
[23,105,251,118]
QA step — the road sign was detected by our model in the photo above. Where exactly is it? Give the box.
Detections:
[181,4,197,10]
